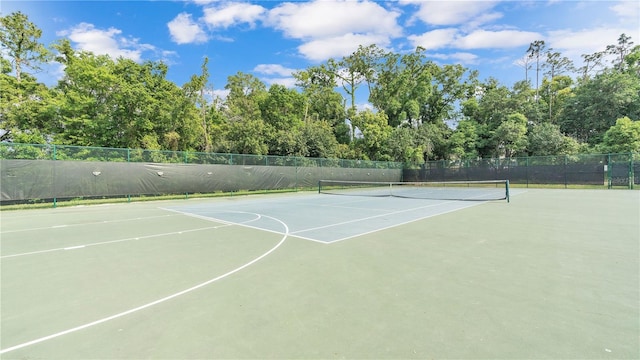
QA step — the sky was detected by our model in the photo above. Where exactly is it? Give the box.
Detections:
[2,0,640,108]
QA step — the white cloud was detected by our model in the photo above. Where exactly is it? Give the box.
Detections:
[610,0,640,19]
[263,77,298,88]
[457,29,541,49]
[401,0,500,27]
[409,28,540,51]
[168,13,208,44]
[57,23,147,61]
[202,2,266,29]
[408,28,459,50]
[265,0,401,62]
[253,64,297,77]
[298,33,391,62]
[430,52,480,65]
[267,0,401,40]
[211,88,230,101]
[547,26,637,62]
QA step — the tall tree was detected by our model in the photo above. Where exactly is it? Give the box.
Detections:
[543,49,573,121]
[527,40,546,102]
[224,71,266,122]
[514,54,534,83]
[606,33,634,71]
[0,11,50,83]
[183,57,212,151]
[579,51,605,81]
[421,64,477,125]
[369,47,433,127]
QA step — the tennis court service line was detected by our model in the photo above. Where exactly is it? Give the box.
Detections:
[286,199,490,244]
[292,199,464,236]
[0,213,290,355]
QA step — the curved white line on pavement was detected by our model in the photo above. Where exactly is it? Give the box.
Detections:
[0,212,289,355]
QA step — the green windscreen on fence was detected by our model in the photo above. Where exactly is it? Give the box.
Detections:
[403,153,637,189]
[0,144,403,203]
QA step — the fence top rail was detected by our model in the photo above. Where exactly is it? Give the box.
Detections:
[0,143,403,169]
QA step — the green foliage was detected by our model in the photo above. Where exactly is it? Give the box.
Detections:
[558,69,640,144]
[493,113,528,158]
[449,119,479,159]
[528,122,579,156]
[0,11,50,81]
[600,117,640,153]
[1,12,637,165]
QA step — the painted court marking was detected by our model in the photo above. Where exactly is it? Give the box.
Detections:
[290,199,486,243]
[0,212,290,355]
[0,214,178,234]
[1,225,223,259]
[1,212,263,259]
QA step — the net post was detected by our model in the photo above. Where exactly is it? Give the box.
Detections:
[318,180,321,194]
[506,180,510,203]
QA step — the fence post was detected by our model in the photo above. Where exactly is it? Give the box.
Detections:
[629,152,634,190]
[607,154,612,189]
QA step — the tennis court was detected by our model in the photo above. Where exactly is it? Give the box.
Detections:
[1,187,638,359]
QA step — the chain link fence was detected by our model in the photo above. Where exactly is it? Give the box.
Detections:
[0,143,403,204]
[404,153,638,189]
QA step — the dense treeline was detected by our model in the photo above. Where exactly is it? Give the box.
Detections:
[1,11,639,163]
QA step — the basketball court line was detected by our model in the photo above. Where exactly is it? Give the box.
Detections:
[0,225,225,259]
[0,214,180,234]
[0,212,291,355]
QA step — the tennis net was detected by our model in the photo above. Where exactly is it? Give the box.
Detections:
[318,180,510,202]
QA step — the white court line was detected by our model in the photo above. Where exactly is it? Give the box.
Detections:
[162,208,289,239]
[2,211,264,259]
[0,212,290,355]
[1,214,179,234]
[291,200,459,236]
[0,225,225,259]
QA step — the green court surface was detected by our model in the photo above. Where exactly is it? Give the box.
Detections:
[1,189,638,359]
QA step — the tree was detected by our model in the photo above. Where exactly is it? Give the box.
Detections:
[370,47,432,127]
[224,72,267,123]
[493,113,528,158]
[527,40,546,101]
[351,110,392,160]
[293,65,347,143]
[600,117,640,153]
[449,119,479,159]
[302,120,339,158]
[579,51,605,81]
[543,49,574,121]
[514,54,534,83]
[0,11,50,83]
[331,44,383,112]
[606,33,634,71]
[540,75,573,123]
[183,57,213,151]
[385,127,424,163]
[527,122,579,156]
[421,64,477,125]
[559,69,640,144]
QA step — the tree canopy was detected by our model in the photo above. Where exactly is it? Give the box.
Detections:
[1,12,639,162]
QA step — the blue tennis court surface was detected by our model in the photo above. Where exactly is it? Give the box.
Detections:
[164,191,517,243]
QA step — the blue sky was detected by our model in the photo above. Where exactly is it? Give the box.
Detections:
[3,0,639,108]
